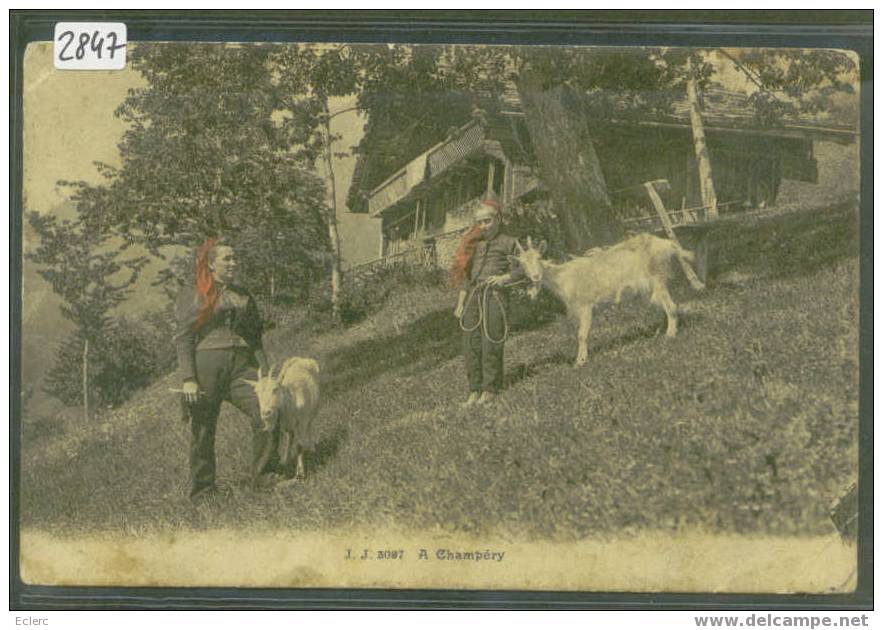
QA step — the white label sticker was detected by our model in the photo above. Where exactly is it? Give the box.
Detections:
[53,23,127,70]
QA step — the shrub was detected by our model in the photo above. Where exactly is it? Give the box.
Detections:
[44,315,175,409]
[307,264,446,327]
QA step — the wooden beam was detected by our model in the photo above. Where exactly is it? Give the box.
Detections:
[384,207,418,231]
[687,56,719,220]
[413,199,422,239]
[644,180,706,288]
[486,160,496,197]
[502,157,512,205]
[631,119,855,143]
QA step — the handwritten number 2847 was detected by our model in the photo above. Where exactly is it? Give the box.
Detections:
[57,30,125,62]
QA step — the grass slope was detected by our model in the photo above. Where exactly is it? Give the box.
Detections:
[21,202,860,540]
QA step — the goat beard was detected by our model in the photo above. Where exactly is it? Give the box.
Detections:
[527,284,541,301]
[260,409,279,432]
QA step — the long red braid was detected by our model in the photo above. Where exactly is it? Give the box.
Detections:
[448,225,483,288]
[448,199,501,288]
[193,237,220,331]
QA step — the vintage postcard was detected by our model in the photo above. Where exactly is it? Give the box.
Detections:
[18,38,861,595]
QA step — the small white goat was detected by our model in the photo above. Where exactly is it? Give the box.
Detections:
[512,234,705,367]
[244,357,320,481]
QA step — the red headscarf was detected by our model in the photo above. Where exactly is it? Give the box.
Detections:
[448,199,501,288]
[193,237,221,331]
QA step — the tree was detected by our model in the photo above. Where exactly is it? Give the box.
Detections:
[25,211,147,420]
[273,45,362,318]
[720,48,857,123]
[43,317,170,409]
[67,43,330,302]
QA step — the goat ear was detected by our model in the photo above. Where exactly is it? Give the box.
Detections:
[506,255,520,265]
[241,378,258,388]
[538,240,548,255]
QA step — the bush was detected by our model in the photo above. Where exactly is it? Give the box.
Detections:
[44,315,176,409]
[308,264,447,327]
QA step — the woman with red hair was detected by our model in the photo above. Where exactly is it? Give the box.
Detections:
[451,199,524,406]
[174,238,278,499]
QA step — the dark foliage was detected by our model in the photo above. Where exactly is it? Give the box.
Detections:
[308,264,446,327]
[63,43,331,303]
[25,210,149,416]
[44,316,175,408]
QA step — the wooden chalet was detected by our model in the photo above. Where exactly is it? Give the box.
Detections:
[349,85,856,269]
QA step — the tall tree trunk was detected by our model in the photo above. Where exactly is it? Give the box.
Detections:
[516,67,622,253]
[82,337,90,423]
[270,238,277,302]
[687,55,719,220]
[322,100,343,319]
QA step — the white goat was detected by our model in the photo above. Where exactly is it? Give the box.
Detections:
[512,234,705,367]
[244,357,320,481]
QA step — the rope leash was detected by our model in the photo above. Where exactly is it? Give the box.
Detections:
[458,278,529,345]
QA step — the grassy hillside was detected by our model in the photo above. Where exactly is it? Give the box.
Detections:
[21,201,860,540]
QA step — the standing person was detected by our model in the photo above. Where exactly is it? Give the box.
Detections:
[451,199,524,406]
[174,237,279,499]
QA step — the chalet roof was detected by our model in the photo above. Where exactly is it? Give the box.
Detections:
[500,84,857,143]
[367,119,486,217]
[356,84,857,218]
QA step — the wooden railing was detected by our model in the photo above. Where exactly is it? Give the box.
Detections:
[344,227,469,286]
[618,199,742,233]
[610,179,743,234]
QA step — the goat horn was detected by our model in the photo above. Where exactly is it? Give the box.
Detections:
[257,366,263,381]
[268,363,277,380]
[526,235,534,249]
[515,239,525,254]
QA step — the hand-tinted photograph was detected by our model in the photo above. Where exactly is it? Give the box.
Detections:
[18,39,861,593]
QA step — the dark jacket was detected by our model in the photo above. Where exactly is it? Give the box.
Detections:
[467,232,525,286]
[174,283,264,382]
